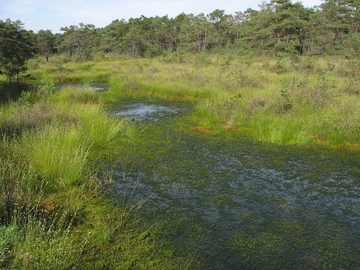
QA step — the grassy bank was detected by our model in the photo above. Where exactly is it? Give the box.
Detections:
[0,85,190,268]
[24,53,360,149]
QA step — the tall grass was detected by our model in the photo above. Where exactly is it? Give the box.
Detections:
[10,210,81,269]
[25,54,360,148]
[0,83,189,268]
[3,53,357,267]
[28,57,111,83]
[20,125,89,191]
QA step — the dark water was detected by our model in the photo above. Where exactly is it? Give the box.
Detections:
[111,101,360,269]
[55,81,109,91]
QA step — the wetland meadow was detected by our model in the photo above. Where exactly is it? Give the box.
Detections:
[1,54,360,269]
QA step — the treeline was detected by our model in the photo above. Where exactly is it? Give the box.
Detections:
[1,0,360,80]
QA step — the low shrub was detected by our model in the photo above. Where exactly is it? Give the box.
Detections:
[0,102,78,138]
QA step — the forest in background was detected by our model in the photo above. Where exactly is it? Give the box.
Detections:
[1,0,360,268]
[1,0,360,81]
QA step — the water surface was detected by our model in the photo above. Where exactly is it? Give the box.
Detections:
[55,81,109,91]
[112,100,187,122]
[111,100,360,269]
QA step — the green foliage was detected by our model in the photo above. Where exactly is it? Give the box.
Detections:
[25,53,360,148]
[38,78,55,97]
[2,52,360,268]
[52,57,68,73]
[0,19,33,81]
[0,84,189,269]
[36,30,55,62]
[60,23,96,61]
[0,225,18,266]
[1,0,360,60]
[278,87,292,113]
[17,90,37,106]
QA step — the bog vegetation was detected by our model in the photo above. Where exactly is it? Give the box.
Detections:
[1,0,360,268]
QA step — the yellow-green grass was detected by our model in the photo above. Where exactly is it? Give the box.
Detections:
[0,86,188,269]
[25,54,360,148]
[1,53,359,268]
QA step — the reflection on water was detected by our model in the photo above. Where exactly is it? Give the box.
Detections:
[55,81,109,91]
[112,102,187,122]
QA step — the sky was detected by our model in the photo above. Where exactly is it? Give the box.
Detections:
[0,0,323,33]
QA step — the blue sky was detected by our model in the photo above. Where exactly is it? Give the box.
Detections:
[0,0,323,33]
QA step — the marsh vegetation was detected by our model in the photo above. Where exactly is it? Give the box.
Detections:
[0,53,359,269]
[2,1,360,266]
